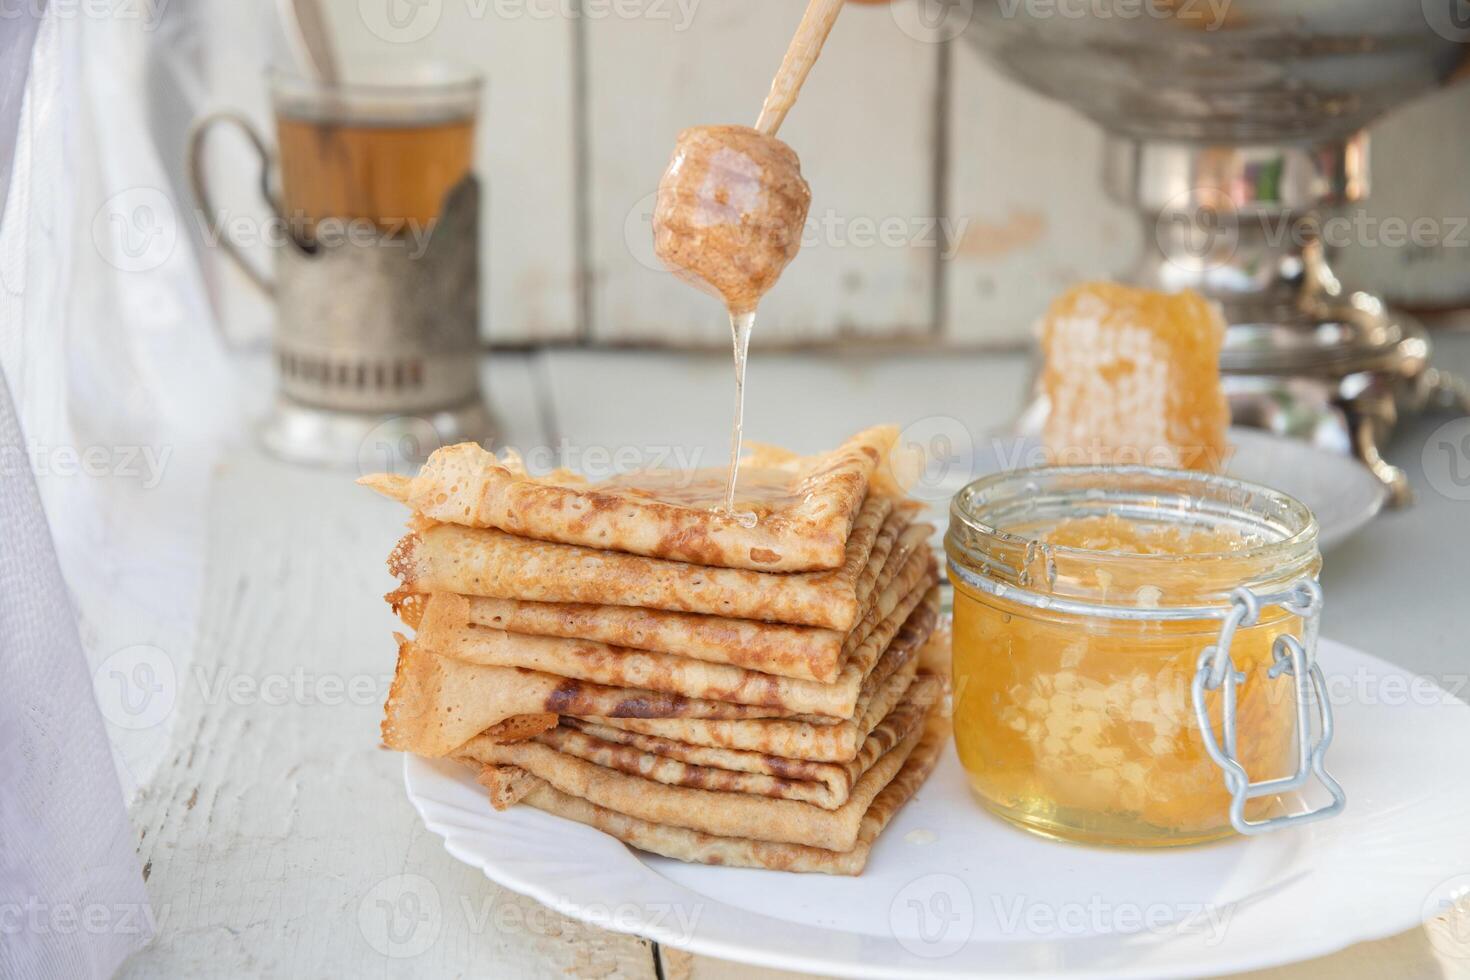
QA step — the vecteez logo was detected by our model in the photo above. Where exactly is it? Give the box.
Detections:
[92,187,178,274]
[92,644,177,730]
[359,0,444,42]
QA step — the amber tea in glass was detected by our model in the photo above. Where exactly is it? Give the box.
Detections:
[270,65,480,236]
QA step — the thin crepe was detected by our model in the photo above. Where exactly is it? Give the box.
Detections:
[360,426,897,572]
[474,706,927,850]
[477,764,540,810]
[394,589,841,683]
[585,654,929,763]
[415,570,938,718]
[844,524,931,650]
[381,638,786,758]
[508,708,947,874]
[388,507,922,684]
[464,682,933,810]
[388,494,895,631]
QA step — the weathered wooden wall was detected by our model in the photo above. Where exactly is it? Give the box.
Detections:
[209,0,1470,347]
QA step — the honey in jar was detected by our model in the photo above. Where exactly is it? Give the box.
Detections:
[946,466,1323,847]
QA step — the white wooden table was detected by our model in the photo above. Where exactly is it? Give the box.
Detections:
[120,337,1470,979]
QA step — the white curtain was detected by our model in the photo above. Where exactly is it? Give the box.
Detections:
[0,2,248,975]
[2,1,245,798]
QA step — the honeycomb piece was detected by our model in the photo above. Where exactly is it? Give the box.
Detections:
[1040,282,1230,472]
[1042,514,1245,555]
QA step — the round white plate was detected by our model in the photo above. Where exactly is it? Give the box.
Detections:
[406,640,1470,979]
[915,427,1387,554]
[1219,429,1389,552]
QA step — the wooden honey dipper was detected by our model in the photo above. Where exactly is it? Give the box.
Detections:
[755,0,846,137]
[651,0,845,521]
[651,0,845,313]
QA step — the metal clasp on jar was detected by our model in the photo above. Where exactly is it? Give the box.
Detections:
[1192,579,1347,835]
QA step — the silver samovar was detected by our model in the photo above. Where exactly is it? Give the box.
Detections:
[965,0,1470,503]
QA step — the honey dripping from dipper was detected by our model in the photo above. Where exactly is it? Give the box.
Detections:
[653,127,810,525]
[650,0,841,523]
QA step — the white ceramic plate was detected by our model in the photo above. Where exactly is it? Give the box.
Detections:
[1221,429,1388,551]
[406,640,1470,979]
[915,427,1387,554]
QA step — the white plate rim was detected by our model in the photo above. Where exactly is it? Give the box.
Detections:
[923,427,1387,554]
[1222,428,1388,552]
[404,641,1468,979]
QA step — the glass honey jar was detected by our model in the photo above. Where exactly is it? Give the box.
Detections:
[946,466,1346,847]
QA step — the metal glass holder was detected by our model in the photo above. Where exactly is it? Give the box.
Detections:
[947,559,1347,837]
[188,111,493,470]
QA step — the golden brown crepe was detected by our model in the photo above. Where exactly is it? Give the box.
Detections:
[413,574,938,718]
[368,424,950,876]
[393,589,845,683]
[381,638,789,758]
[477,713,558,743]
[388,507,924,684]
[387,495,896,631]
[503,708,948,874]
[360,426,898,572]
[461,680,933,810]
[473,711,925,850]
[586,656,928,763]
[853,515,927,614]
[477,764,540,811]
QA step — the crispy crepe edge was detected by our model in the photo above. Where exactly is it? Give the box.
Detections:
[504,703,948,875]
[361,426,898,572]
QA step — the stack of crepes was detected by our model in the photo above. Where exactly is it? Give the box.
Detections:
[361,426,948,875]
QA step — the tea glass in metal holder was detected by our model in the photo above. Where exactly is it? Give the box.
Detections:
[187,63,491,469]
